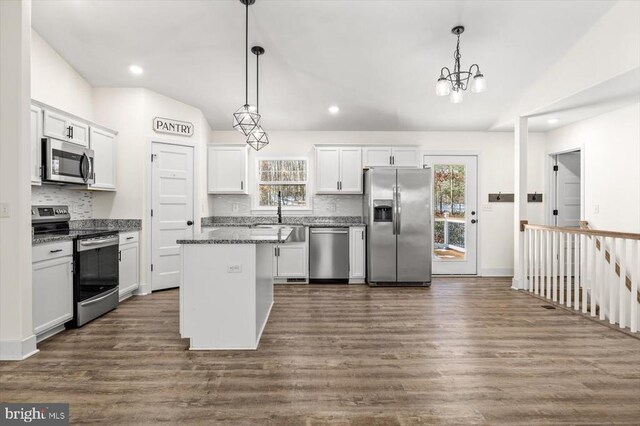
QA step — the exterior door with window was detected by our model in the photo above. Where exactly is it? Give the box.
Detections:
[423,155,478,275]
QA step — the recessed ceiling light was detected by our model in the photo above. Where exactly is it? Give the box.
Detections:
[547,118,560,124]
[129,65,144,75]
[328,105,340,114]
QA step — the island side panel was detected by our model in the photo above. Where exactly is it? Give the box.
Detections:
[182,244,257,350]
[255,244,274,345]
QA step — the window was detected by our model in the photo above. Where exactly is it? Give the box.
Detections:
[256,158,308,209]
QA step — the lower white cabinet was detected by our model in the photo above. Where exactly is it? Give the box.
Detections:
[349,226,366,282]
[32,241,74,339]
[119,232,139,299]
[273,229,309,282]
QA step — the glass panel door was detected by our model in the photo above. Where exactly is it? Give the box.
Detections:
[424,155,477,274]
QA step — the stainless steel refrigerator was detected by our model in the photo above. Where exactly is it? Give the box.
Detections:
[364,168,432,286]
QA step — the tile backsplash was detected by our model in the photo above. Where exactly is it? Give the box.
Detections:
[31,186,93,219]
[209,194,363,217]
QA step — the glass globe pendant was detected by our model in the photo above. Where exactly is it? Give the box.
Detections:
[450,87,463,103]
[232,0,260,136]
[247,45,269,151]
[435,76,450,96]
[471,72,486,93]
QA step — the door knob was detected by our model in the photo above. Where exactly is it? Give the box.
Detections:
[471,219,477,224]
[187,220,194,226]
[471,211,476,215]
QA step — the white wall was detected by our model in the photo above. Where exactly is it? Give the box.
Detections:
[546,103,640,233]
[31,29,93,120]
[210,130,547,276]
[0,0,35,360]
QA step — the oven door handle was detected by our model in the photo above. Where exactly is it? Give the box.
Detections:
[79,288,119,307]
[78,236,119,251]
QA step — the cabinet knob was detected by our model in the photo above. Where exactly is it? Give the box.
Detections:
[187,220,194,226]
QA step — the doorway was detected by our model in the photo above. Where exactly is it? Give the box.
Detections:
[151,142,195,291]
[551,150,581,227]
[423,155,478,275]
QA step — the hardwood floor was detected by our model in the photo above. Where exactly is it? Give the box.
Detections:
[2,278,639,425]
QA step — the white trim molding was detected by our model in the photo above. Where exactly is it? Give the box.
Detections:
[0,335,38,361]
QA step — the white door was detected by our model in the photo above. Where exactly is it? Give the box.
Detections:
[349,226,366,279]
[43,110,69,141]
[315,147,341,193]
[32,256,73,335]
[119,242,139,296]
[554,151,581,227]
[363,147,392,167]
[151,142,194,291]
[423,155,478,275]
[68,120,90,147]
[339,147,363,193]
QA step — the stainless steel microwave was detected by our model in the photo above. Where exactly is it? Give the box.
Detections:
[42,138,95,185]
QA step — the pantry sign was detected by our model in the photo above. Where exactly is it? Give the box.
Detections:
[153,117,194,137]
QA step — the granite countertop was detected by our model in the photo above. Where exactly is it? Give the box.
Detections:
[32,221,142,246]
[202,216,366,228]
[178,227,292,244]
[33,234,76,245]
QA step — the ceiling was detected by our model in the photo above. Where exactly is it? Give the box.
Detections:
[32,0,615,132]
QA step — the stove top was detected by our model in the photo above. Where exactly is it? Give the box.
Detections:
[32,204,119,241]
[35,228,119,239]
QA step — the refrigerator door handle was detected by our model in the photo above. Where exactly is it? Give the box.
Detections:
[392,185,397,235]
[396,188,402,234]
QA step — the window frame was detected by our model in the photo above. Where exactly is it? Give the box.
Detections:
[252,156,311,211]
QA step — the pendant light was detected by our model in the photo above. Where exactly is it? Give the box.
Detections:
[247,46,269,151]
[233,0,260,135]
[435,26,486,103]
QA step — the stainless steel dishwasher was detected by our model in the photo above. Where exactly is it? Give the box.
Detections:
[309,227,350,283]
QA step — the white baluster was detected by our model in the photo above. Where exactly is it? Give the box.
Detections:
[618,238,626,329]
[528,229,534,292]
[533,230,538,294]
[599,237,607,321]
[546,230,552,299]
[574,233,580,311]
[552,231,558,302]
[609,238,617,324]
[581,234,587,314]
[631,240,638,333]
[589,234,596,317]
[567,232,572,308]
[539,229,544,297]
[524,228,529,291]
[559,232,565,305]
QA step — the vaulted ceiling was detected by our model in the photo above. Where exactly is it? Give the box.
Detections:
[32,0,614,131]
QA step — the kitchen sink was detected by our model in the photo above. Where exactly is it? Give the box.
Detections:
[252,224,306,243]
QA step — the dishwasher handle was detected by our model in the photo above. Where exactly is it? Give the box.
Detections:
[310,228,348,234]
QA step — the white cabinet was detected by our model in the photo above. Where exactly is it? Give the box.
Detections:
[119,232,139,299]
[32,241,73,339]
[89,127,117,191]
[43,109,90,147]
[207,145,248,194]
[274,244,307,278]
[30,105,42,185]
[363,146,419,168]
[349,226,366,282]
[315,146,363,194]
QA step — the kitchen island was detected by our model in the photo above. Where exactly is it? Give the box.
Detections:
[177,227,292,350]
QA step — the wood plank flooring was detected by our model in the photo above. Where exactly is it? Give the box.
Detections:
[2,278,639,425]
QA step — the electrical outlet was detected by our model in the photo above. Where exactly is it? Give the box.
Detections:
[0,202,10,218]
[232,203,239,213]
[227,264,242,273]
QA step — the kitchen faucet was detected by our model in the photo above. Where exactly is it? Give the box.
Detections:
[277,190,282,224]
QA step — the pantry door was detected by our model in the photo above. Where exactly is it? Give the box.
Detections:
[151,142,194,291]
[423,155,478,275]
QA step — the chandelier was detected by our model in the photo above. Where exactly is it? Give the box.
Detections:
[435,26,486,103]
[247,46,269,151]
[232,0,260,135]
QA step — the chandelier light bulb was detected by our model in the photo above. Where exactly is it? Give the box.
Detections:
[450,88,464,104]
[435,77,451,96]
[471,73,486,93]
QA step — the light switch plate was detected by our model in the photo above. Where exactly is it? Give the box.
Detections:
[227,264,242,273]
[0,202,10,218]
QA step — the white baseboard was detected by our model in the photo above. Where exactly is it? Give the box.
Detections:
[0,334,38,361]
[135,282,151,295]
[480,268,514,277]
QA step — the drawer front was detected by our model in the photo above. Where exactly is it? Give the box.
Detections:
[119,231,139,245]
[33,241,73,263]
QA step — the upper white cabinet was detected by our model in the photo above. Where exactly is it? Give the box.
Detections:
[315,146,363,194]
[32,241,74,340]
[43,110,90,147]
[30,105,42,185]
[207,145,248,194]
[363,146,419,168]
[119,231,139,300]
[349,226,366,282]
[89,127,117,191]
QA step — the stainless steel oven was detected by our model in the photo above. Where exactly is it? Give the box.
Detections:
[70,233,119,327]
[42,138,95,185]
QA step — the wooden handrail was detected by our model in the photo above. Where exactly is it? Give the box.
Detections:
[579,221,640,304]
[523,223,640,241]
